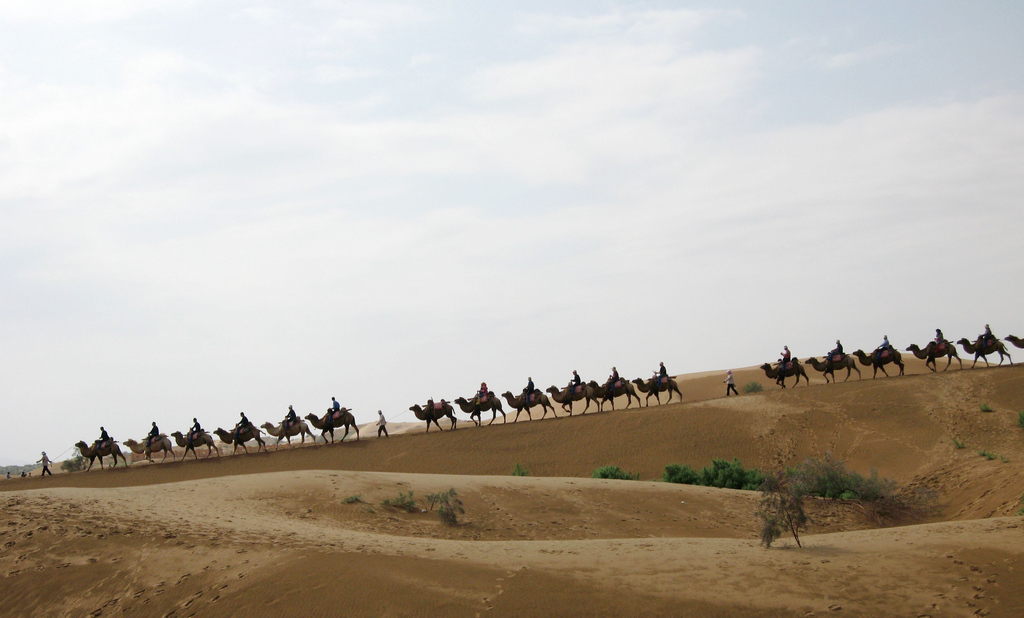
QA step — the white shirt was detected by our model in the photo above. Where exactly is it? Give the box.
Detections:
[377,413,386,427]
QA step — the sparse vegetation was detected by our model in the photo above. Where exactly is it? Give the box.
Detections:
[60,452,86,473]
[978,450,997,461]
[952,437,966,449]
[381,491,418,513]
[1000,455,1010,463]
[787,453,893,502]
[592,466,639,481]
[980,403,994,412]
[511,462,529,477]
[743,381,764,394]
[342,495,362,504]
[1017,411,1024,429]
[756,472,807,548]
[425,488,464,525]
[663,458,765,491]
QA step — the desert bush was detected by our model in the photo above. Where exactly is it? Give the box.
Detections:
[663,463,700,485]
[1017,411,1024,429]
[426,488,464,525]
[756,472,807,548]
[342,495,362,504]
[980,403,994,412]
[787,453,893,501]
[743,381,764,394]
[592,466,639,480]
[381,491,418,513]
[60,452,86,473]
[663,459,764,490]
[952,437,965,449]
[978,450,997,461]
[511,463,529,477]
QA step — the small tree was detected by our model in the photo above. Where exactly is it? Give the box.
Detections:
[426,488,464,526]
[61,450,86,473]
[756,472,807,548]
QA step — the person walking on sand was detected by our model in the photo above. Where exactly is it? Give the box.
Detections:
[37,452,52,476]
[724,370,739,396]
[377,410,389,438]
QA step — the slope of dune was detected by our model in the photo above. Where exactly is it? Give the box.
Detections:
[3,363,1024,616]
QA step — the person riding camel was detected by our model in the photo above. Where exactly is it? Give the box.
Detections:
[522,377,535,405]
[473,382,489,415]
[568,370,582,395]
[777,347,792,384]
[283,405,298,431]
[980,324,996,348]
[188,418,203,445]
[95,426,112,449]
[604,367,620,401]
[146,422,160,449]
[876,335,892,359]
[935,329,945,345]
[655,362,669,386]
[234,412,252,443]
[829,340,844,360]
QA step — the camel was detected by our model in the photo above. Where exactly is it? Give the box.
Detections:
[759,361,810,388]
[74,440,128,470]
[305,409,360,443]
[453,395,505,426]
[630,376,683,406]
[804,355,861,383]
[123,435,176,463]
[957,338,1013,368]
[213,426,267,454]
[501,391,557,422]
[409,401,456,432]
[851,349,905,378]
[906,342,962,372]
[586,380,641,411]
[545,384,597,415]
[1005,335,1024,349]
[170,430,221,459]
[261,420,315,447]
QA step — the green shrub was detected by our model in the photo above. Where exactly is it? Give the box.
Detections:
[381,491,418,512]
[663,459,764,490]
[952,437,965,449]
[592,466,639,481]
[342,495,362,504]
[980,403,994,412]
[663,463,700,485]
[787,453,894,501]
[60,452,86,473]
[511,463,529,477]
[978,450,997,461]
[743,382,764,394]
[426,488,464,525]
[1017,411,1024,429]
[756,472,807,548]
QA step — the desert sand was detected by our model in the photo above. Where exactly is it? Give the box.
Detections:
[3,359,1024,616]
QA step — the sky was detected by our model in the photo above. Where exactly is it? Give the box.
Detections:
[2,1,1023,464]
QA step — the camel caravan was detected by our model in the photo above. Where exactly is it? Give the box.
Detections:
[762,327,1015,387]
[63,328,1019,470]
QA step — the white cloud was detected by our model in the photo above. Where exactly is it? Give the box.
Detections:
[820,43,904,70]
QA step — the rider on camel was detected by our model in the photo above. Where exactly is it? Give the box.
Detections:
[283,405,298,431]
[604,367,620,401]
[568,370,582,395]
[188,418,203,445]
[777,347,792,384]
[935,329,945,345]
[523,377,535,405]
[829,340,844,360]
[980,324,996,348]
[234,412,252,443]
[473,382,489,415]
[146,422,160,448]
[96,426,112,449]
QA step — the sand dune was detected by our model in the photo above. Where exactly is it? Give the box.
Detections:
[3,363,1024,616]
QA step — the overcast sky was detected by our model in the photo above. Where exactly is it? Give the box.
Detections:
[2,2,1022,464]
